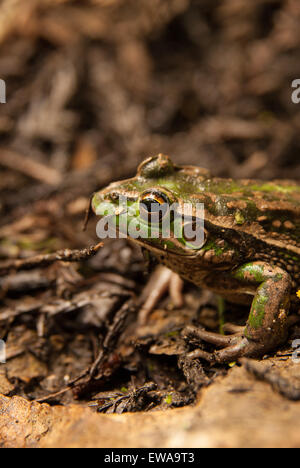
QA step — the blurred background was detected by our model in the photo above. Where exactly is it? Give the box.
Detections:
[1,0,300,208]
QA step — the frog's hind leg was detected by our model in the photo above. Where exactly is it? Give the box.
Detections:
[185,262,294,364]
[183,325,242,348]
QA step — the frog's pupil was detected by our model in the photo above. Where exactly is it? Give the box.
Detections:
[140,198,168,222]
[143,199,160,212]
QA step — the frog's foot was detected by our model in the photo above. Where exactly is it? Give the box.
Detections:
[183,325,269,364]
[186,337,267,364]
[138,265,184,324]
[183,325,243,347]
[190,261,295,364]
[183,317,300,366]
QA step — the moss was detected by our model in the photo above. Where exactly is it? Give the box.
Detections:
[165,330,180,337]
[235,210,245,225]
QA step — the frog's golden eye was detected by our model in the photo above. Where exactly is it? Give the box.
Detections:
[139,190,170,223]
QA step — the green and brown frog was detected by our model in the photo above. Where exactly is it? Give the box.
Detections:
[92,154,300,363]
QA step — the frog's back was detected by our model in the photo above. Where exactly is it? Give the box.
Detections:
[142,159,300,260]
[196,176,300,249]
[188,172,300,288]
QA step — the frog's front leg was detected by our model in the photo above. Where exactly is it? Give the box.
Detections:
[186,262,293,363]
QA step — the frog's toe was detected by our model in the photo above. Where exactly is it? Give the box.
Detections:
[213,337,267,363]
[223,323,245,334]
[183,325,242,348]
[184,326,269,364]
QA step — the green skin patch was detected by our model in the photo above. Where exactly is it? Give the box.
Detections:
[94,197,204,254]
[247,287,269,330]
[233,264,270,330]
[233,262,290,334]
[201,239,225,257]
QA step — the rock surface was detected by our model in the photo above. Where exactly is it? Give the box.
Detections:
[1,363,300,448]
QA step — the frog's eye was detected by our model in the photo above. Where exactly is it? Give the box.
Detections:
[139,190,170,223]
[182,222,207,250]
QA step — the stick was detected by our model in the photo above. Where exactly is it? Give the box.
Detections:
[0,148,62,185]
[0,242,103,276]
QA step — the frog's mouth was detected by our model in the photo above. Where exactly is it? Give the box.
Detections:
[131,237,200,258]
[96,208,200,257]
[93,193,205,258]
[102,215,199,256]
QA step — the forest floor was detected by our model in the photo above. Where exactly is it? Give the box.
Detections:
[0,0,300,448]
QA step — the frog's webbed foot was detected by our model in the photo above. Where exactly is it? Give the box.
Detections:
[138,265,184,324]
[183,317,300,364]
[183,325,243,347]
[182,325,258,364]
[183,324,270,363]
[187,340,267,364]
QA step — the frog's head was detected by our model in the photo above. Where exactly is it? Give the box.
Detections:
[92,154,210,258]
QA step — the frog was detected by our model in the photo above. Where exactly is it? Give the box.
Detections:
[91,153,300,363]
